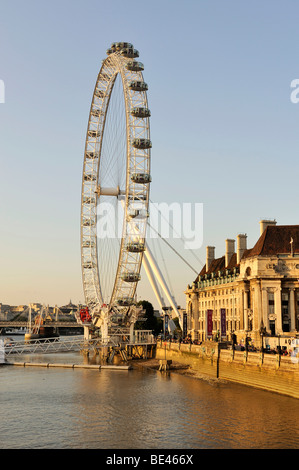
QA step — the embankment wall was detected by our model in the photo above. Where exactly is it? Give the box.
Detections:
[156,342,299,399]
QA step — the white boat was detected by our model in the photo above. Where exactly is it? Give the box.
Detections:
[4,327,26,335]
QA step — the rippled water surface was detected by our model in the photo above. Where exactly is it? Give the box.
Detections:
[1,351,298,449]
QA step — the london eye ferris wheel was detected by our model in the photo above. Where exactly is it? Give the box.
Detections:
[80,42,151,334]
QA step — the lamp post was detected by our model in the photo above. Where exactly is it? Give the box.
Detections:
[244,330,249,362]
[277,333,281,367]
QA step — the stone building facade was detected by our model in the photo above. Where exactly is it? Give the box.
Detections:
[185,220,299,346]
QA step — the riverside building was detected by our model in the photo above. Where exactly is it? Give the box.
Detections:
[185,220,299,347]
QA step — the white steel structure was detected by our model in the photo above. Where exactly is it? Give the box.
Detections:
[80,42,151,336]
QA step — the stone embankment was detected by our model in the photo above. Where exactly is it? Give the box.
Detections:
[154,341,299,399]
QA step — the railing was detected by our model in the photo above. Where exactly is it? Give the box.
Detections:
[3,332,155,356]
[4,336,86,356]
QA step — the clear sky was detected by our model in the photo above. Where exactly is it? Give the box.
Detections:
[1,0,299,309]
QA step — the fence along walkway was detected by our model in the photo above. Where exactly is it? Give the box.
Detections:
[4,333,155,356]
[4,337,87,355]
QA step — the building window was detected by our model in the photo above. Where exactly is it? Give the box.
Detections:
[269,320,275,336]
[268,293,275,314]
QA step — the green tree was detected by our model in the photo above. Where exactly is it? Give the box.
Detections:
[135,300,162,336]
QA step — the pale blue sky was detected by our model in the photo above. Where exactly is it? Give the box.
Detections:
[1,0,299,308]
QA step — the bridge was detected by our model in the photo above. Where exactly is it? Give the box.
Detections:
[0,321,80,329]
[2,330,156,363]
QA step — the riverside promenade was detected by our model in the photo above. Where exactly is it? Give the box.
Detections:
[155,341,299,399]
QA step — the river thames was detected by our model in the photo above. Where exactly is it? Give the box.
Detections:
[1,344,298,450]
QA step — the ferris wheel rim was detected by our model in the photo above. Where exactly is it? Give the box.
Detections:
[80,43,151,318]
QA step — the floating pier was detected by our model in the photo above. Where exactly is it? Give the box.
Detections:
[6,361,132,370]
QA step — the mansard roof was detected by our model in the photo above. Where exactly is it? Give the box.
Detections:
[243,225,299,258]
[197,253,239,281]
[198,256,225,279]
[196,224,299,282]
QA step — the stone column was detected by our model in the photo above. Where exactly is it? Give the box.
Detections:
[240,289,244,330]
[244,290,249,331]
[274,287,283,334]
[289,288,296,332]
[262,287,269,331]
[191,292,199,333]
[253,281,262,331]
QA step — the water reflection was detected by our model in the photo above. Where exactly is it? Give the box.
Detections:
[1,353,298,449]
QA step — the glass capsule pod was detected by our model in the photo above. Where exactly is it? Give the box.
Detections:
[125,241,145,252]
[132,138,152,149]
[82,218,95,226]
[82,240,95,248]
[127,208,148,220]
[131,173,152,184]
[91,108,101,117]
[128,194,147,201]
[121,272,141,282]
[112,42,133,51]
[131,107,151,118]
[121,48,139,58]
[83,262,94,269]
[127,209,140,219]
[100,73,110,81]
[116,297,134,306]
[83,196,96,204]
[85,151,98,159]
[126,61,144,72]
[129,81,148,92]
[88,130,101,138]
[84,174,96,181]
[94,90,105,99]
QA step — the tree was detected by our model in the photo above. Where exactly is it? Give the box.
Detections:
[135,300,162,336]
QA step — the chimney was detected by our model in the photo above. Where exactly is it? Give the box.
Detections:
[260,219,277,235]
[206,246,215,272]
[237,234,247,264]
[225,239,235,267]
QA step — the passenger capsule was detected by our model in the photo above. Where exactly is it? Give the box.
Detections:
[129,81,148,92]
[121,272,141,282]
[83,262,94,269]
[128,194,147,201]
[131,173,151,184]
[84,174,96,181]
[132,138,152,149]
[131,107,151,118]
[106,48,114,55]
[83,196,96,204]
[94,89,105,99]
[85,151,98,159]
[82,240,95,248]
[100,73,110,81]
[127,208,148,219]
[114,42,133,51]
[125,242,145,253]
[116,297,134,306]
[82,218,95,226]
[121,48,139,58]
[126,61,144,72]
[127,209,140,219]
[88,130,101,138]
[91,108,101,117]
